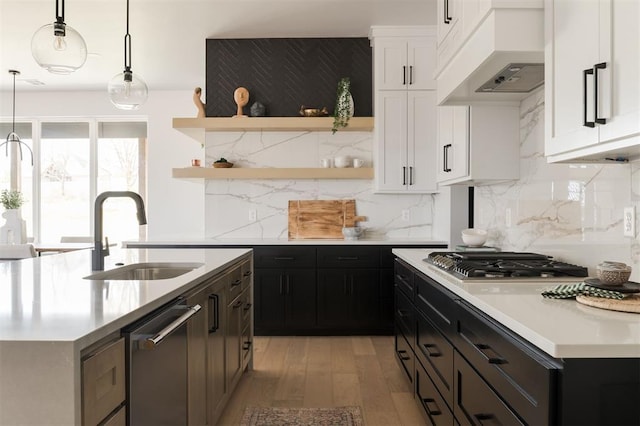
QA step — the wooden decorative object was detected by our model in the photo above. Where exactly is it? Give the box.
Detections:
[576,294,640,314]
[288,200,366,239]
[193,87,206,118]
[233,87,249,117]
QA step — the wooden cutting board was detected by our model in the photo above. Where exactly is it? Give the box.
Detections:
[288,200,366,239]
[576,294,640,314]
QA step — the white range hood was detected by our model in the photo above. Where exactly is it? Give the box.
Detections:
[436,7,544,105]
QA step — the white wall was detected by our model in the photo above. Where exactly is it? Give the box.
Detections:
[0,90,205,239]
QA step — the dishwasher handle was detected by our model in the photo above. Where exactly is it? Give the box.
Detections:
[143,304,202,350]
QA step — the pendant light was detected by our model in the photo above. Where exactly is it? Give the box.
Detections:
[0,70,33,166]
[107,0,148,110]
[31,0,87,74]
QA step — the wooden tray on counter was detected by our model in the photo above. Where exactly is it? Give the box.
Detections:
[288,199,366,240]
[576,294,640,314]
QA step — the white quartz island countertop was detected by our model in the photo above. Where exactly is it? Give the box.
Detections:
[123,237,448,247]
[0,247,251,426]
[393,249,640,359]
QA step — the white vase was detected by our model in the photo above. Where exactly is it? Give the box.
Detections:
[348,93,354,117]
[0,209,27,244]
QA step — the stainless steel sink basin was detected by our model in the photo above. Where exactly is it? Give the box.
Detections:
[84,262,203,281]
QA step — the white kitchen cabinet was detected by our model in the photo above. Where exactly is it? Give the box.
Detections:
[370,27,436,91]
[545,0,640,162]
[370,26,438,194]
[437,105,520,185]
[375,90,438,193]
[436,0,460,45]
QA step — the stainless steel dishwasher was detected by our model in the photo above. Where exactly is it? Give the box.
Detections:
[123,298,202,426]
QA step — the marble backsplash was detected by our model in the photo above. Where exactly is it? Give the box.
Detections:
[474,90,640,281]
[204,130,441,240]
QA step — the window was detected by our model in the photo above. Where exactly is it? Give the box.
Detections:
[1,119,147,244]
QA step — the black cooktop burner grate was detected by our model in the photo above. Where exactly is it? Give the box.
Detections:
[425,251,589,279]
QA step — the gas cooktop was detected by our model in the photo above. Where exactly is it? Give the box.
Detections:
[424,251,589,279]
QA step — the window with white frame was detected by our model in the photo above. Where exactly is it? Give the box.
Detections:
[1,119,147,244]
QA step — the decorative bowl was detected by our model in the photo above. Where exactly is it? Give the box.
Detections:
[213,162,233,168]
[334,156,351,168]
[597,261,632,285]
[299,106,329,117]
[342,227,363,240]
[461,228,487,247]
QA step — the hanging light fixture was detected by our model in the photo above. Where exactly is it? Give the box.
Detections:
[0,70,33,166]
[31,0,87,74]
[107,0,148,110]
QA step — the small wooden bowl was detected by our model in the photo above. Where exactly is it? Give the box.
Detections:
[213,162,233,168]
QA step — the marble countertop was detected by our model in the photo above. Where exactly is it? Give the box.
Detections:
[123,237,448,247]
[393,248,640,359]
[0,247,251,349]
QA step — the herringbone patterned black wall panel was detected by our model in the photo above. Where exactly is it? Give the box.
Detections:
[206,38,372,117]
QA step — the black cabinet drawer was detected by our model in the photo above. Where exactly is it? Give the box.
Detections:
[456,301,558,426]
[395,331,415,385]
[395,288,416,341]
[416,310,454,406]
[454,351,524,426]
[416,358,455,426]
[317,246,379,268]
[253,246,316,268]
[394,259,414,300]
[415,271,457,338]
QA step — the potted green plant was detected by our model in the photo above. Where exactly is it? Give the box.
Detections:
[1,189,25,210]
[0,189,27,244]
[332,77,354,134]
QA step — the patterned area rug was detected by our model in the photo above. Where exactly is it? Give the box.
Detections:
[240,406,364,426]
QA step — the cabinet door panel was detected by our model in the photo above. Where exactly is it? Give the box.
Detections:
[395,330,415,385]
[416,359,455,426]
[408,91,437,192]
[375,91,408,191]
[408,39,437,90]
[375,40,409,90]
[416,311,454,405]
[317,269,353,327]
[254,269,286,329]
[285,269,317,328]
[545,0,600,155]
[351,269,382,327]
[599,0,640,145]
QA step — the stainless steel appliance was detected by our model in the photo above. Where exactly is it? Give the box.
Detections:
[425,251,589,280]
[123,298,201,426]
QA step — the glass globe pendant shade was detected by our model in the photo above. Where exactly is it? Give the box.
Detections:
[107,69,148,110]
[31,21,87,74]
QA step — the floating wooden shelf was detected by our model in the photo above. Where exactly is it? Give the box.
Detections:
[172,167,374,180]
[172,117,374,144]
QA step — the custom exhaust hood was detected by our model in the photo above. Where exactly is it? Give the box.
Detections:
[436,7,544,105]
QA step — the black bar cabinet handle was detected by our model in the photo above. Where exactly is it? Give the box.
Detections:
[474,413,495,425]
[403,65,407,85]
[422,343,442,358]
[402,166,407,185]
[337,256,359,261]
[409,65,413,85]
[475,343,507,365]
[286,275,290,294]
[444,0,450,23]
[443,144,452,172]
[409,166,414,185]
[208,294,219,333]
[274,256,295,261]
[423,398,442,416]
[583,68,595,127]
[279,275,284,294]
[397,350,411,361]
[594,62,607,125]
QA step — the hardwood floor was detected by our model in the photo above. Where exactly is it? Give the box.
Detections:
[217,336,426,425]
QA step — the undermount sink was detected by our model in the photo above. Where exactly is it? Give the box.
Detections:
[84,262,203,281]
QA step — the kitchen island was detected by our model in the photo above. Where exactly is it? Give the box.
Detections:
[393,248,640,425]
[0,247,252,426]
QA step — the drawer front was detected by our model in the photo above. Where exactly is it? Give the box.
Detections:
[416,359,455,426]
[82,338,126,426]
[227,265,243,301]
[415,271,457,338]
[240,259,253,291]
[456,302,557,426]
[101,405,126,426]
[454,351,524,426]
[394,259,414,300]
[416,310,454,406]
[395,331,415,385]
[317,246,379,268]
[253,246,316,268]
[395,288,416,340]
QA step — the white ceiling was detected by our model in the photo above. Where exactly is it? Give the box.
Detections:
[0,0,434,92]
